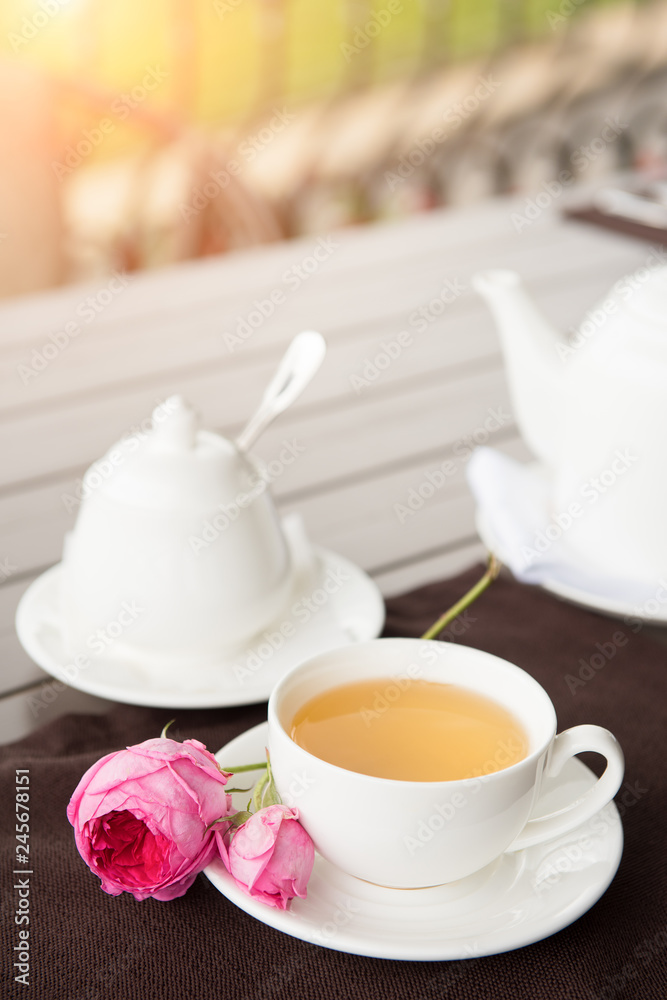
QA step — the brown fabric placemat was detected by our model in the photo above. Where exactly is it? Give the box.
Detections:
[1,565,666,1000]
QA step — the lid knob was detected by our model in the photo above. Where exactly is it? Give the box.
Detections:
[150,395,198,452]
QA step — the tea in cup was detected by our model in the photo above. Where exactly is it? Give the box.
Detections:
[289,677,529,781]
[267,638,624,888]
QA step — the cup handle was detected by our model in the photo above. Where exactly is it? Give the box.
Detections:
[506,725,624,852]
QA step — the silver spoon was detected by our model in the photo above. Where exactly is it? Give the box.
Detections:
[235,331,327,453]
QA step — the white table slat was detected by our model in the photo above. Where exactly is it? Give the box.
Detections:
[0,197,615,351]
[0,259,647,495]
[0,218,650,421]
[374,540,488,597]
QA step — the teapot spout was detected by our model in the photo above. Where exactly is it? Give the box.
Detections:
[472,269,566,468]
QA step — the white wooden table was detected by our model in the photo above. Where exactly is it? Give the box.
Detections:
[0,197,652,743]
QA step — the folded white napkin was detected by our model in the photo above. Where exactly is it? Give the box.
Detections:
[466,447,649,604]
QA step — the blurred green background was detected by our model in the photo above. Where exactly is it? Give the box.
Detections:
[0,0,632,140]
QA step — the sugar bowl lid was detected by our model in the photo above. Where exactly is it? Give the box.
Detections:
[82,396,246,511]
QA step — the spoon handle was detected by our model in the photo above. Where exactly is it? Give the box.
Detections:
[235,331,326,453]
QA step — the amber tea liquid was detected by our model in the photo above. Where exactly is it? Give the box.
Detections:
[289,678,528,781]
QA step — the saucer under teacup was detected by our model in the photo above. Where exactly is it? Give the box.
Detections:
[15,517,384,708]
[204,722,623,960]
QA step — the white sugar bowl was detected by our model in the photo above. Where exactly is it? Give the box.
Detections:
[59,396,294,668]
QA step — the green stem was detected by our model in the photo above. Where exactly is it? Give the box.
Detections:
[420,553,501,641]
[221,762,267,773]
[161,719,176,738]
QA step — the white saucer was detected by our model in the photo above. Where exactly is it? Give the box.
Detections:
[468,449,667,624]
[15,548,384,709]
[203,722,623,961]
[477,507,667,625]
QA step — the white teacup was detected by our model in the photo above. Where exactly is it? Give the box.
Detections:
[268,638,624,888]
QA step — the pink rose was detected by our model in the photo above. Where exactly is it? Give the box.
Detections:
[217,804,315,910]
[67,737,233,901]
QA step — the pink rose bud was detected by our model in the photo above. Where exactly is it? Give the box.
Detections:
[67,737,234,901]
[218,804,315,910]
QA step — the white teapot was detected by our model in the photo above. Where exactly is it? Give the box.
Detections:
[472,265,667,584]
[60,395,294,668]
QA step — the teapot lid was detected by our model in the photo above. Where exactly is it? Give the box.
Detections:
[82,396,245,510]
